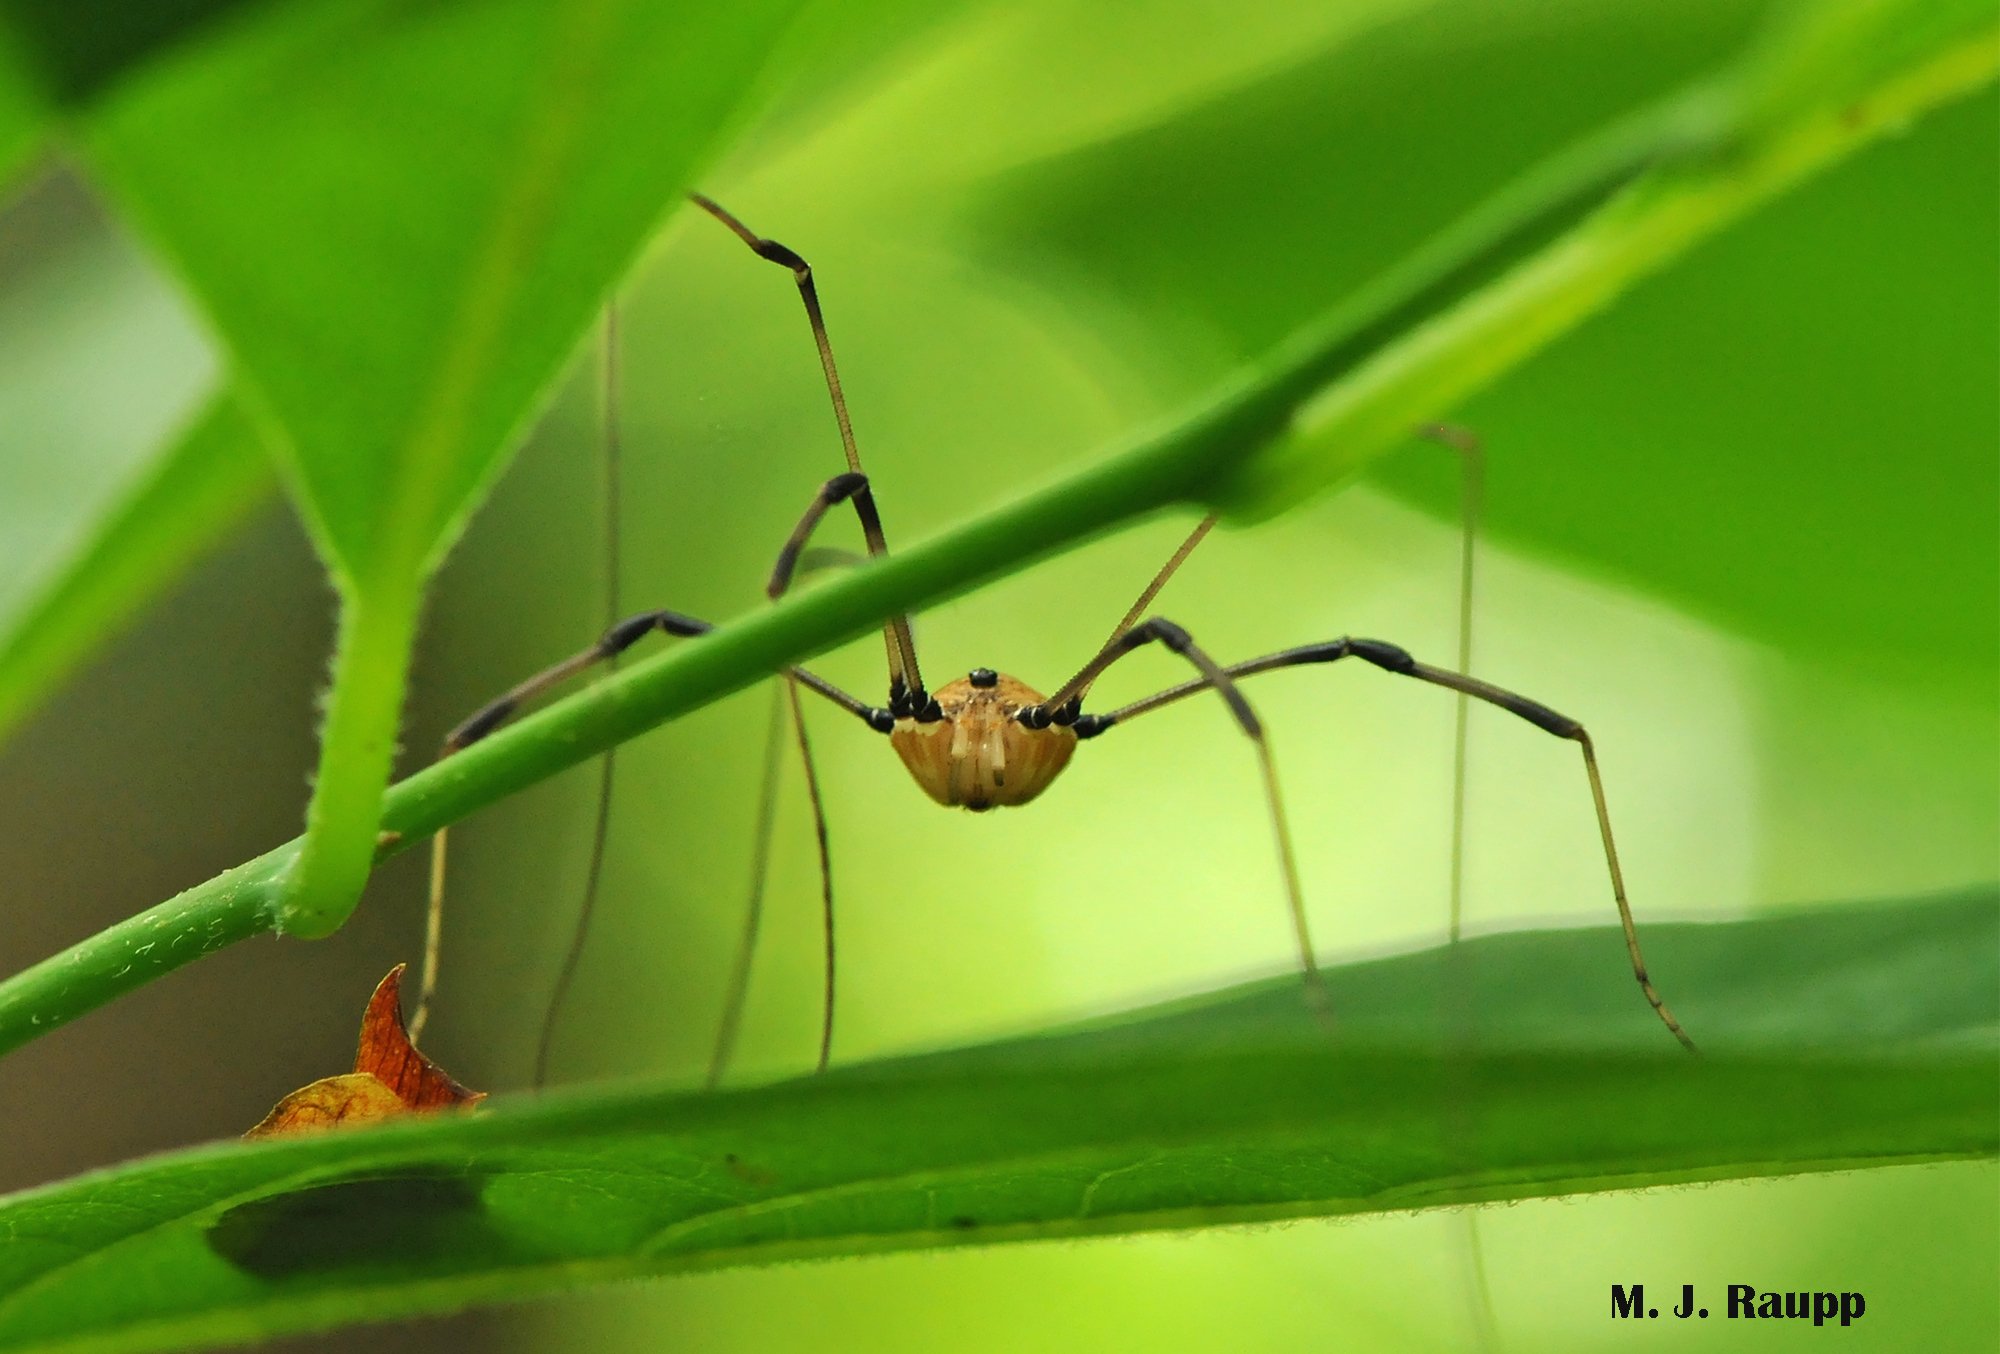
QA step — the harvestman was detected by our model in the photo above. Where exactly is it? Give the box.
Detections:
[409,194,1698,1074]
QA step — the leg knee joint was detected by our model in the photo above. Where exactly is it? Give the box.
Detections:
[1140,617,1193,652]
[1350,638,1416,673]
[824,471,867,503]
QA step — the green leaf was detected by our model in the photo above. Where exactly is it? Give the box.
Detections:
[0,892,1989,1354]
[0,395,269,748]
[0,0,311,188]
[1223,12,1996,515]
[80,0,814,585]
[0,25,43,190]
[0,0,274,109]
[967,0,1999,679]
[0,177,230,750]
[1377,86,1999,685]
[69,0,818,935]
[968,0,1776,381]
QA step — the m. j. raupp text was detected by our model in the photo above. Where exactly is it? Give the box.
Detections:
[1611,1283,1866,1326]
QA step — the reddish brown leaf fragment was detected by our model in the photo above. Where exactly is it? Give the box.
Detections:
[245,964,484,1138]
[355,964,483,1110]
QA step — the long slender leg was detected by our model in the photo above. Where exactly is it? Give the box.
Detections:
[533,305,628,1088]
[1038,517,1217,714]
[1074,637,1699,1054]
[1098,517,1215,656]
[704,667,844,1088]
[1421,423,1483,946]
[1419,423,1504,1354]
[413,607,713,1044]
[425,198,903,1058]
[786,675,837,1074]
[691,466,886,1085]
[410,605,890,1044]
[690,193,926,707]
[768,473,863,597]
[434,608,891,756]
[1021,619,1323,1008]
[705,480,861,1079]
[706,684,788,1090]
[691,192,951,1081]
[438,609,711,754]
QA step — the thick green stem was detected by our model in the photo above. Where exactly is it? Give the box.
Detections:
[0,851,283,1055]
[282,577,423,938]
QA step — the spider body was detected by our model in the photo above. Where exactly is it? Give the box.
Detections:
[891,670,1078,811]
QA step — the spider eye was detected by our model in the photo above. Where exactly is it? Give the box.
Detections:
[967,668,999,688]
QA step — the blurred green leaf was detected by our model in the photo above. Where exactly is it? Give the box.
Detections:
[68,0,820,935]
[0,395,269,747]
[1236,12,1996,505]
[969,0,1998,680]
[0,26,42,189]
[1742,0,1998,128]
[0,172,223,749]
[970,0,1775,379]
[0,0,305,190]
[1421,88,1999,684]
[0,891,1990,1353]
[0,0,276,108]
[79,0,813,585]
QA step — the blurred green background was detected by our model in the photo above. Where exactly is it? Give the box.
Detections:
[0,1,1992,1350]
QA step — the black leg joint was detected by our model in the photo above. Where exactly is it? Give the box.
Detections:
[1016,704,1053,730]
[753,238,809,275]
[824,471,867,503]
[1510,699,1582,739]
[1050,697,1080,726]
[601,613,659,654]
[1294,638,1354,664]
[863,707,896,734]
[1136,617,1193,653]
[1350,638,1416,674]
[889,676,938,722]
[659,611,710,638]
[1073,712,1114,739]
[601,609,708,655]
[447,700,514,750]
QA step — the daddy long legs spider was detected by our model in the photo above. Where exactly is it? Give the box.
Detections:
[409,194,1698,1082]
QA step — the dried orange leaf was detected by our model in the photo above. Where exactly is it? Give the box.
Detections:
[244,1073,404,1138]
[245,964,483,1138]
[353,964,482,1110]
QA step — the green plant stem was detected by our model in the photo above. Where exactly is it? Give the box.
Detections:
[0,18,1990,1059]
[0,852,281,1056]
[279,576,423,938]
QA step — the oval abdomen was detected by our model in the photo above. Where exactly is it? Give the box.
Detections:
[890,674,1077,811]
